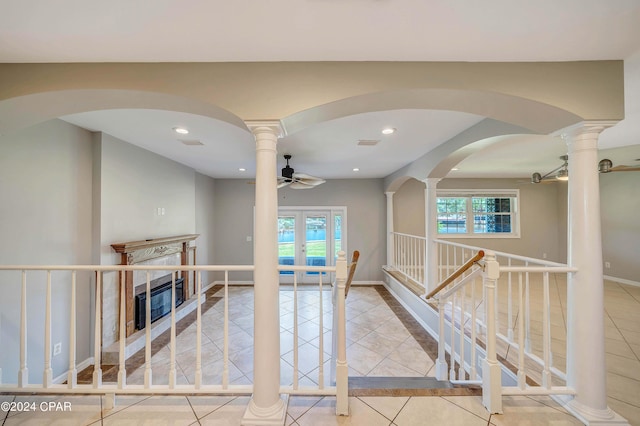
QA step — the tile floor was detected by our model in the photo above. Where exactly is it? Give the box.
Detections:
[2,280,639,425]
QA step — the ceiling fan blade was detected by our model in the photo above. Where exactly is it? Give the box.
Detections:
[610,165,640,172]
[289,181,317,189]
[292,172,322,181]
[277,179,291,188]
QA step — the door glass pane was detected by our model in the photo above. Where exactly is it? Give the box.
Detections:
[278,216,295,275]
[334,213,342,259]
[306,215,327,274]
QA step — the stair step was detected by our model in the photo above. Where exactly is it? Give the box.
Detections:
[348,376,482,397]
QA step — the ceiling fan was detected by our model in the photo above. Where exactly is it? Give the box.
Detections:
[277,154,326,189]
[531,155,640,184]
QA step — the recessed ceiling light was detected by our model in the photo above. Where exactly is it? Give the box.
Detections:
[381,127,396,135]
[353,168,360,172]
[451,167,460,171]
[239,168,246,172]
[173,127,189,135]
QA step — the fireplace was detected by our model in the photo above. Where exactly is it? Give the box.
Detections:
[135,276,184,330]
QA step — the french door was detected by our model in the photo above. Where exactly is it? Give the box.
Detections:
[278,207,345,283]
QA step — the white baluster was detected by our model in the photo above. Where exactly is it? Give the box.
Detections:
[449,292,456,381]
[68,271,77,388]
[169,272,177,388]
[517,273,526,389]
[117,270,126,389]
[435,297,448,380]
[524,264,531,352]
[43,271,53,388]
[318,273,325,389]
[293,273,299,390]
[223,271,229,388]
[93,271,102,388]
[144,271,152,388]
[458,288,465,380]
[542,272,552,388]
[18,270,28,387]
[195,271,202,388]
[507,258,513,341]
[470,276,477,380]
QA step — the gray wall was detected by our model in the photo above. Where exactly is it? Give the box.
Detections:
[214,179,387,282]
[98,133,196,264]
[393,177,567,262]
[600,171,640,282]
[393,178,426,237]
[195,172,217,286]
[0,119,93,383]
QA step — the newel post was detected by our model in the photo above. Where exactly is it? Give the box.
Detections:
[334,251,349,416]
[481,251,503,414]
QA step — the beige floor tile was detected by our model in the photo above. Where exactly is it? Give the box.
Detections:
[198,396,251,426]
[606,372,640,408]
[185,395,238,420]
[358,396,409,421]
[286,396,324,421]
[489,395,583,425]
[394,396,487,426]
[102,395,197,425]
[607,397,640,426]
[4,395,102,426]
[346,342,387,375]
[296,396,390,426]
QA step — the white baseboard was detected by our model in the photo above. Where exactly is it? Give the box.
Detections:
[351,280,385,285]
[53,357,94,384]
[604,275,640,288]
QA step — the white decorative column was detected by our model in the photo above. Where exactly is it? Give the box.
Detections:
[243,121,287,426]
[563,122,627,425]
[424,178,440,294]
[385,191,395,267]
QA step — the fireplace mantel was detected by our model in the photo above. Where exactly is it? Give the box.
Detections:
[111,234,199,337]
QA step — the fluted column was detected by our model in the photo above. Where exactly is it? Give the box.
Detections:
[424,178,440,294]
[243,121,287,426]
[385,191,394,267]
[563,122,627,425]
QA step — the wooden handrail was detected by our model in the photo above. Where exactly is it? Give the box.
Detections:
[425,250,484,300]
[344,250,360,298]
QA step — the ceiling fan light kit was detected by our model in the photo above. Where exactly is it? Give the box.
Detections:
[530,155,639,184]
[277,154,326,189]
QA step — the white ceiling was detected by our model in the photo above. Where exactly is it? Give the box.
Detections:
[4,0,640,180]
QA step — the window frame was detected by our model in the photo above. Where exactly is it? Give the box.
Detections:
[436,189,520,239]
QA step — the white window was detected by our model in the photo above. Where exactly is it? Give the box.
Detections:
[436,190,520,238]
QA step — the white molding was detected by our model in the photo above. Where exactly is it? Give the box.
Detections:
[351,280,385,285]
[604,275,640,288]
[53,357,94,385]
[213,280,255,285]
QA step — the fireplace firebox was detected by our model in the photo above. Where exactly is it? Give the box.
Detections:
[135,277,184,330]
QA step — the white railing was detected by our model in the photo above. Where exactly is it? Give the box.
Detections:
[0,260,348,412]
[390,232,426,291]
[429,240,578,413]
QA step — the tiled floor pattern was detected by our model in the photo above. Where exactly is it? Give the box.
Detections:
[2,281,639,424]
[0,393,586,425]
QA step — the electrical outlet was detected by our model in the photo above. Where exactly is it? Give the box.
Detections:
[605,261,611,269]
[53,342,62,356]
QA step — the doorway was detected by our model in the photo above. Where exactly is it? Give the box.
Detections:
[278,207,345,283]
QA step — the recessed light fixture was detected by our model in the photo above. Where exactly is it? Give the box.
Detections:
[239,168,246,172]
[173,127,189,135]
[451,167,460,171]
[353,168,360,172]
[381,127,396,135]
